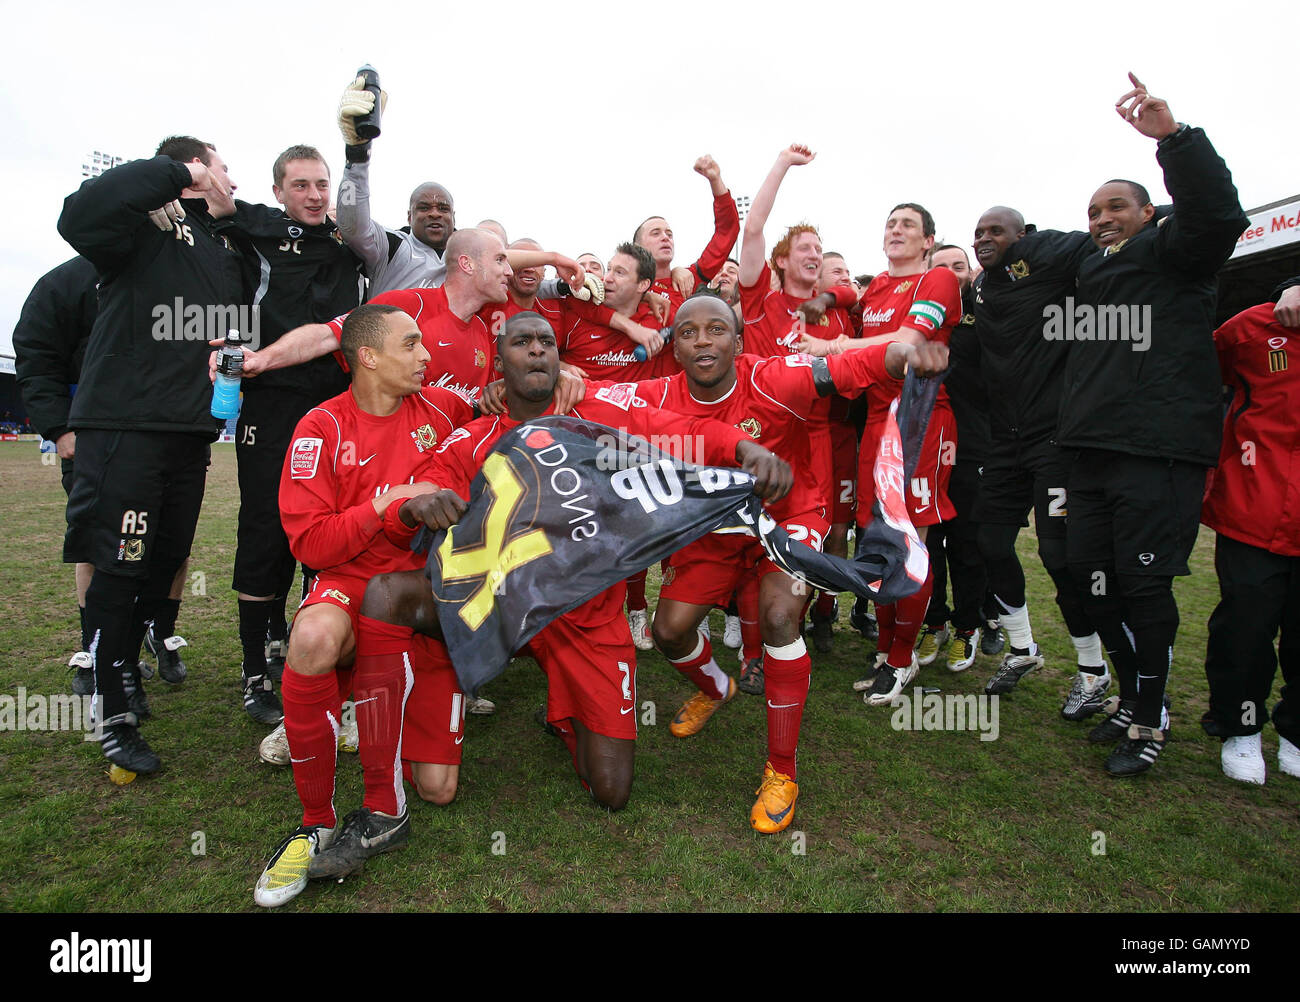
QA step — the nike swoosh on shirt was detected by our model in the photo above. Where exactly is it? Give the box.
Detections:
[620,705,635,715]
[359,455,377,466]
[438,340,453,347]
[454,735,465,745]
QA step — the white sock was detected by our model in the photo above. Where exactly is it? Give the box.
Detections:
[997,600,1034,650]
[1071,633,1105,671]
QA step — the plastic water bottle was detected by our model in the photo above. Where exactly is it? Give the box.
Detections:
[354,65,383,141]
[633,329,674,362]
[211,330,243,420]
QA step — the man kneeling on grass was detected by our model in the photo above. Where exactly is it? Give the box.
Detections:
[356,311,789,815]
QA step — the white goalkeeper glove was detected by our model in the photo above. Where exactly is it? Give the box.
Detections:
[570,272,605,305]
[148,199,186,232]
[337,75,388,146]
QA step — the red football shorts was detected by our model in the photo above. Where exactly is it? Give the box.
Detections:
[527,612,638,740]
[401,635,466,766]
[659,510,829,608]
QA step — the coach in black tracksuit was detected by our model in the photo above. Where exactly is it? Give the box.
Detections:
[971,217,1106,707]
[1058,80,1248,775]
[12,256,96,496]
[226,149,362,723]
[57,140,244,773]
[12,255,98,684]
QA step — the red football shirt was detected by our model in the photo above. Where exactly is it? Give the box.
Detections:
[279,386,474,580]
[636,349,897,523]
[327,287,497,404]
[558,300,678,381]
[857,267,961,419]
[647,191,741,321]
[737,263,855,506]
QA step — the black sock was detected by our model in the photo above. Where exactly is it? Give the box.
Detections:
[268,593,288,642]
[151,598,181,640]
[238,599,272,677]
[84,574,139,719]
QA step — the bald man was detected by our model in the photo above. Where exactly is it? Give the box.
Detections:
[239,228,518,405]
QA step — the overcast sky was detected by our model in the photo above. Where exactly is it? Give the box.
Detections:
[3,0,1297,359]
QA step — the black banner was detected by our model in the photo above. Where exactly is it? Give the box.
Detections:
[424,373,938,695]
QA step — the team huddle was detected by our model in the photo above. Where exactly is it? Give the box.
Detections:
[14,70,1300,909]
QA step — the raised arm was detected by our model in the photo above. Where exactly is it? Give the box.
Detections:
[691,155,740,283]
[1116,72,1249,277]
[58,157,203,270]
[738,144,815,288]
[335,75,392,275]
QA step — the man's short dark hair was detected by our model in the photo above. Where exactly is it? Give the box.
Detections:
[155,136,214,165]
[1106,178,1152,207]
[273,144,328,187]
[931,244,970,265]
[615,242,656,283]
[682,288,738,335]
[890,202,935,238]
[341,303,405,371]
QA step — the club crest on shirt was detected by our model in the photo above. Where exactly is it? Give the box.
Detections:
[738,417,762,439]
[323,589,351,605]
[893,280,913,294]
[1007,259,1030,279]
[475,349,487,368]
[117,538,144,562]
[1269,346,1288,373]
[661,565,676,587]
[332,230,344,246]
[411,424,438,452]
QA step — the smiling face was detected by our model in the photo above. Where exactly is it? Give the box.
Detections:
[1088,181,1154,250]
[882,207,931,267]
[673,296,739,395]
[972,208,1025,270]
[408,184,455,254]
[496,314,559,404]
[274,158,331,227]
[714,259,740,298]
[930,247,973,293]
[776,230,823,290]
[817,254,851,294]
[507,239,544,300]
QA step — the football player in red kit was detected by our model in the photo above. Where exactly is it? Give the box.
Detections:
[634,155,740,319]
[234,228,587,405]
[353,310,791,819]
[640,294,948,833]
[254,304,477,908]
[736,144,856,675]
[799,203,961,706]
